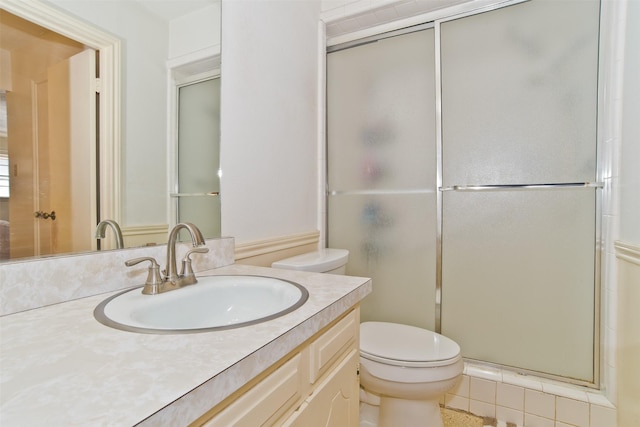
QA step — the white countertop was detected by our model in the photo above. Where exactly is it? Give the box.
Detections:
[0,264,372,426]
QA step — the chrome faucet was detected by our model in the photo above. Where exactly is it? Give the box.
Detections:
[125,222,209,295]
[95,219,124,249]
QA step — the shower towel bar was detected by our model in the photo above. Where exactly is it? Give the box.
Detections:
[439,182,603,192]
[328,189,434,196]
[169,192,220,197]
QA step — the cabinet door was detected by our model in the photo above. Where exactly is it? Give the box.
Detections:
[202,352,308,427]
[309,309,358,383]
[283,350,359,427]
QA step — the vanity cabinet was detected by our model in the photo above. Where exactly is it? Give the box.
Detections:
[194,307,360,427]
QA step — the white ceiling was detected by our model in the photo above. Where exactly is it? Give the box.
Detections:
[135,0,218,22]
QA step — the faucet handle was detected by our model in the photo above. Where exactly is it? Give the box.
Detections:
[180,247,210,280]
[125,257,163,295]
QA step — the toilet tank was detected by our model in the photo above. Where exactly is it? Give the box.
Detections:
[271,249,349,274]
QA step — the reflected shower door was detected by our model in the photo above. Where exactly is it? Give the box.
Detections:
[175,77,221,239]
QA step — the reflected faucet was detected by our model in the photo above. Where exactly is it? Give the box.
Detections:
[164,222,208,285]
[95,220,124,249]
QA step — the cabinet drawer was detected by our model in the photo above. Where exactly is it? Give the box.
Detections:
[309,308,358,383]
[203,352,308,427]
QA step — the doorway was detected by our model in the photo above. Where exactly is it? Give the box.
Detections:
[0,10,97,258]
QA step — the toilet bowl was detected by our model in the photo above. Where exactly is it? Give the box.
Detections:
[272,249,463,427]
[360,321,463,427]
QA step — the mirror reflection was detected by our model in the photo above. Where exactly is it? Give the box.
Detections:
[174,76,221,239]
[1,9,94,259]
[0,0,221,261]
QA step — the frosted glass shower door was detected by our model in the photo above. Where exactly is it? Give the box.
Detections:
[175,77,221,239]
[442,189,596,380]
[439,0,600,381]
[327,28,438,330]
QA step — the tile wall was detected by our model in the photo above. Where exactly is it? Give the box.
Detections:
[442,363,616,427]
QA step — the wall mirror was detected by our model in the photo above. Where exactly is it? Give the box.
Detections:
[0,0,221,262]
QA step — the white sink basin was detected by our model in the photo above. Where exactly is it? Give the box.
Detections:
[94,275,308,334]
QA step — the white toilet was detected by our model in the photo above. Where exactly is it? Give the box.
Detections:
[359,322,463,427]
[272,249,463,427]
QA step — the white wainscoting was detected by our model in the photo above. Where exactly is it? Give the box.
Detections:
[234,231,320,268]
[122,224,169,248]
[615,240,640,427]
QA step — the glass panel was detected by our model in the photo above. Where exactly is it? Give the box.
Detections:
[178,78,220,194]
[0,154,8,198]
[178,195,221,240]
[327,29,436,192]
[328,193,437,330]
[440,0,600,186]
[0,91,8,199]
[177,77,220,236]
[327,28,437,330]
[441,188,596,381]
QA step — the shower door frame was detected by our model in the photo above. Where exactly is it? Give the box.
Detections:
[326,0,603,388]
[432,1,602,389]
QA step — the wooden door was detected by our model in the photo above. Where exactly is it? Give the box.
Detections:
[3,11,88,258]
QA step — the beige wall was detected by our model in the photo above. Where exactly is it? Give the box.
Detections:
[617,249,640,426]
[220,1,322,245]
[0,49,11,90]
[616,0,640,424]
[50,0,171,227]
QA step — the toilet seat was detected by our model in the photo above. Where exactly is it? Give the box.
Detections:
[360,322,461,368]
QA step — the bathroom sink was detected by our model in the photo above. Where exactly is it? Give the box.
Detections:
[94,275,308,334]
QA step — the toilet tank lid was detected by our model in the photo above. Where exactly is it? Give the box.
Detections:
[360,322,460,362]
[271,248,349,273]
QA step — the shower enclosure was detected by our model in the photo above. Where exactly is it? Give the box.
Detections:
[327,0,601,384]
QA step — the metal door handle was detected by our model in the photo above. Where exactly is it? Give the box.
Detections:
[34,210,56,220]
[439,182,603,192]
[169,192,220,197]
